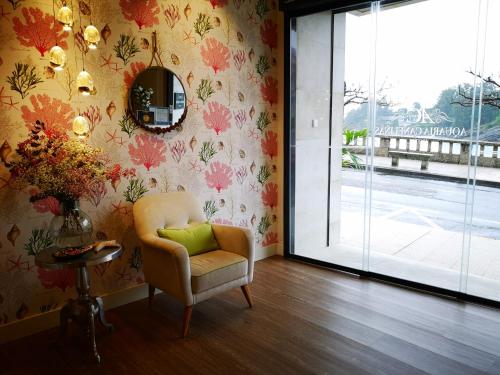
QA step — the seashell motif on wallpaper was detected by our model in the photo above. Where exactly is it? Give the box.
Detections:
[0,0,280,325]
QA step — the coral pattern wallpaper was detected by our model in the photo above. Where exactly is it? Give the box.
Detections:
[0,0,280,325]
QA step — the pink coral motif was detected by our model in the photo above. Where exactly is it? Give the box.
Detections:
[260,76,278,106]
[13,7,68,56]
[124,62,147,89]
[21,94,74,135]
[128,133,167,171]
[200,38,230,74]
[205,161,233,193]
[261,130,278,159]
[262,182,278,209]
[260,19,278,50]
[209,0,228,9]
[262,232,279,247]
[203,101,231,135]
[32,196,61,215]
[233,109,247,129]
[119,0,160,30]
[169,140,186,163]
[37,268,75,292]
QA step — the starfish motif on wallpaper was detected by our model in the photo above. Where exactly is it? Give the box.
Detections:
[105,129,125,145]
[247,128,260,140]
[7,255,32,272]
[186,96,200,111]
[188,160,203,173]
[115,268,134,282]
[100,54,122,73]
[111,200,129,215]
[246,11,258,25]
[183,30,197,45]
[249,182,260,193]
[246,71,259,85]
[0,86,19,109]
[94,262,111,277]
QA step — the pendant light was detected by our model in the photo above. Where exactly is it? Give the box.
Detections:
[49,0,66,71]
[76,70,94,95]
[57,1,73,31]
[72,114,90,137]
[83,0,100,50]
[76,2,95,95]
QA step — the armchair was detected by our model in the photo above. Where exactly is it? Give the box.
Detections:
[133,192,254,336]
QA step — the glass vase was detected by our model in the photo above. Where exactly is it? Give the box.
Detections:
[49,200,93,248]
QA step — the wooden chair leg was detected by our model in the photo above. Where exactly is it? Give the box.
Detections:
[182,306,193,338]
[241,284,253,308]
[148,284,155,309]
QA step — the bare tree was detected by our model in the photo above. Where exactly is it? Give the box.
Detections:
[344,80,392,107]
[451,70,500,109]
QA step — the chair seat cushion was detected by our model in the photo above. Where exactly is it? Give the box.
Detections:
[190,250,248,293]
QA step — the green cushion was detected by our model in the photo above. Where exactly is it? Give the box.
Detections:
[157,222,219,257]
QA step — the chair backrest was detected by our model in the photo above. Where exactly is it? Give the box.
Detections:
[133,192,206,238]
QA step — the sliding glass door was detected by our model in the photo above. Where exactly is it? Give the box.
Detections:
[288,0,500,302]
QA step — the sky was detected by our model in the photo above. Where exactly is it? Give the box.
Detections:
[344,0,500,110]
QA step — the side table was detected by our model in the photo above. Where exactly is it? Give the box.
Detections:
[35,245,122,363]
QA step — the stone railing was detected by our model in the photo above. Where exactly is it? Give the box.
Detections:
[345,135,500,168]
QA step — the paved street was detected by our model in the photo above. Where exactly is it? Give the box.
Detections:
[341,169,500,239]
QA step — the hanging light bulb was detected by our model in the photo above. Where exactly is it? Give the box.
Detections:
[76,70,94,96]
[48,45,66,71]
[84,25,100,50]
[72,115,90,137]
[57,2,73,31]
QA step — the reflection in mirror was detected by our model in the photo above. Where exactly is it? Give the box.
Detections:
[128,66,187,132]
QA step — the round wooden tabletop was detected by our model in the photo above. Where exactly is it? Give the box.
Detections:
[35,245,122,270]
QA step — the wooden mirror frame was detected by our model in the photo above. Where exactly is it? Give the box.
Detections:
[126,32,187,134]
[127,67,187,134]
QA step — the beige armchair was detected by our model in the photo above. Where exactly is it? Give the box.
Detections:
[133,192,254,336]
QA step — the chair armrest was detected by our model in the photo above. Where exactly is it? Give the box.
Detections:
[138,233,193,305]
[211,224,255,282]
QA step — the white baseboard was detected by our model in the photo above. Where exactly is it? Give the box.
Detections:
[0,253,275,345]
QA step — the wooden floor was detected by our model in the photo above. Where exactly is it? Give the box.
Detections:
[2,256,500,375]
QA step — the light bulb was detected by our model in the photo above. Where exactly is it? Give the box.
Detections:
[84,24,100,50]
[76,70,94,96]
[72,115,90,136]
[49,45,66,71]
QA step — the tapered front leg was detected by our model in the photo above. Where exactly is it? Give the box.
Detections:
[95,297,114,332]
[182,306,193,338]
[241,285,253,308]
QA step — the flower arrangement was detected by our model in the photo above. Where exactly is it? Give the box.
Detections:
[7,121,111,203]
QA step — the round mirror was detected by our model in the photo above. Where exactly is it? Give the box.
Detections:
[128,66,187,133]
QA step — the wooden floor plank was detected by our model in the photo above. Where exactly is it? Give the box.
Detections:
[1,256,499,375]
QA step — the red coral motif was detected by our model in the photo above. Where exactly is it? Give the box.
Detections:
[119,0,160,30]
[32,196,61,215]
[261,130,278,159]
[203,101,231,135]
[209,0,228,9]
[124,62,147,89]
[260,19,278,50]
[21,94,74,135]
[261,182,278,209]
[260,76,278,106]
[128,133,167,171]
[37,267,75,292]
[200,38,230,74]
[262,232,279,247]
[13,7,68,56]
[205,161,233,193]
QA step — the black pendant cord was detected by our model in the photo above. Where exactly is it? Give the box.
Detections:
[51,0,59,47]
